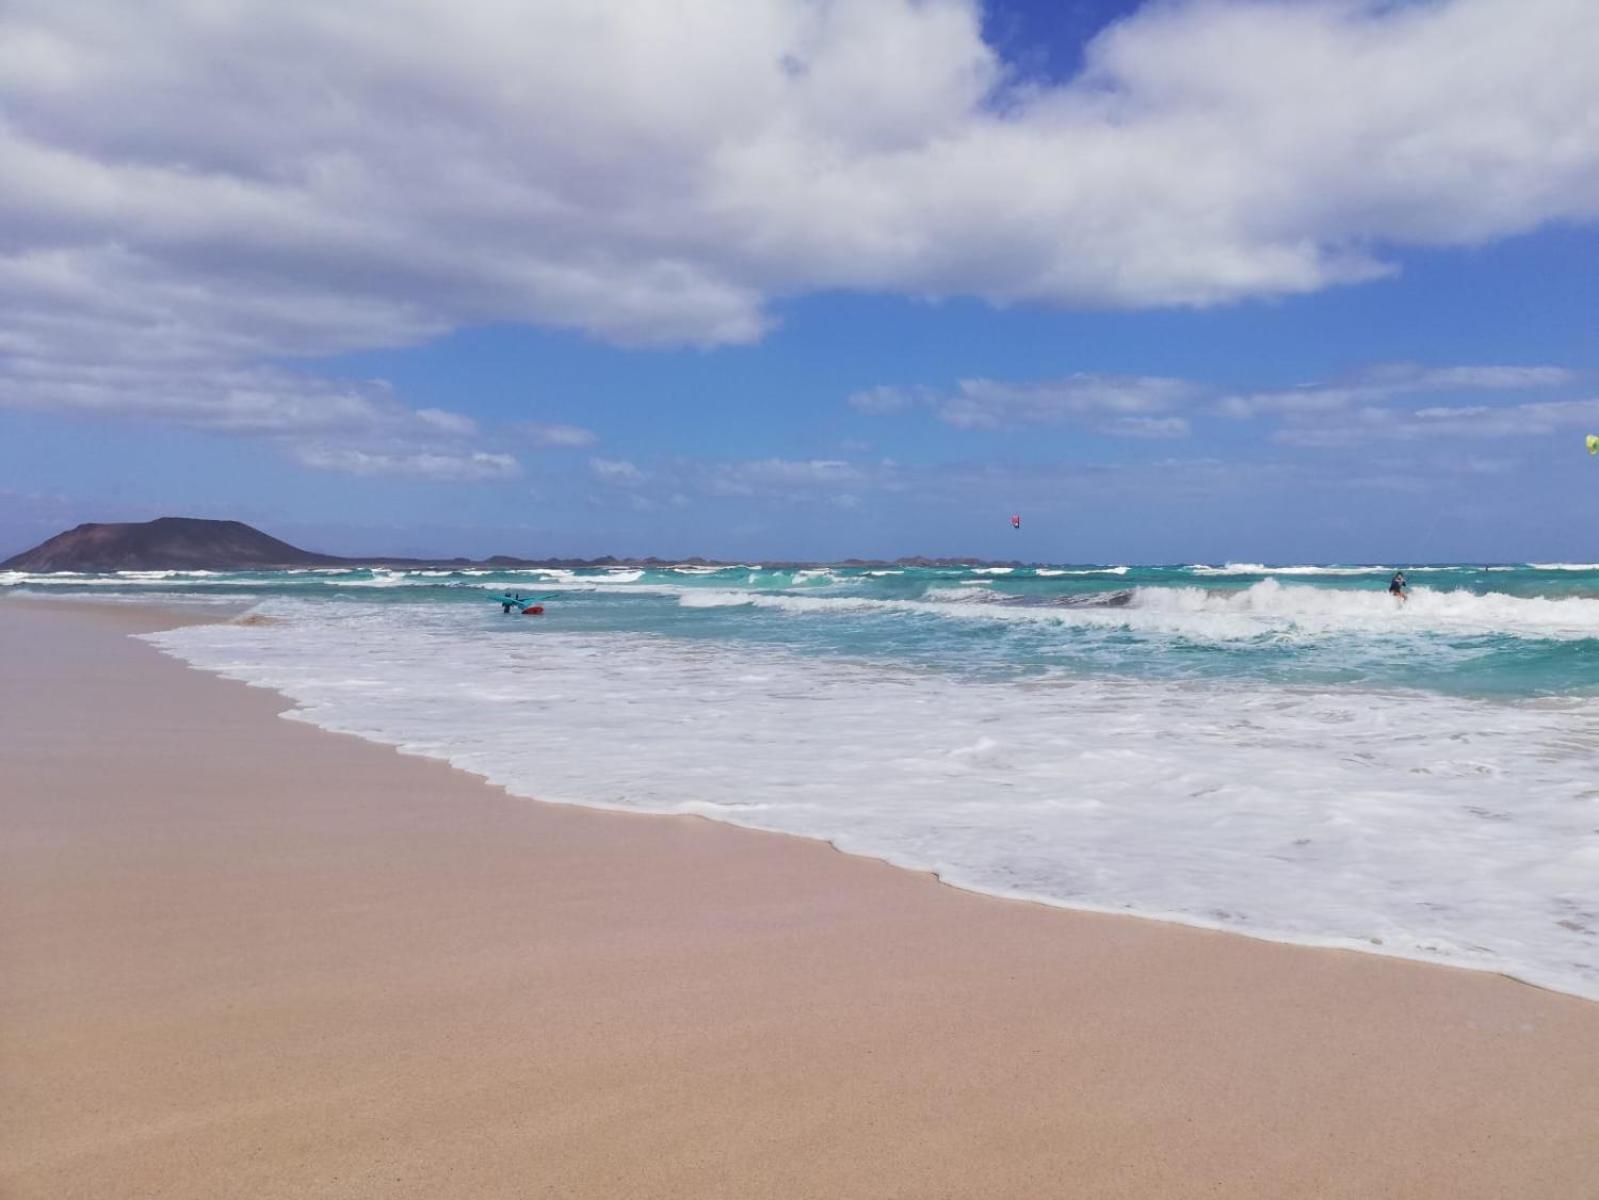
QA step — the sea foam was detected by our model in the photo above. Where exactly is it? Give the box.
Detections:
[144,598,1599,1001]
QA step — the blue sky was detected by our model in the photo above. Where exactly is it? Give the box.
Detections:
[3,0,1597,563]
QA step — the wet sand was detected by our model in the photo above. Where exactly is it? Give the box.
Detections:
[3,597,1596,1198]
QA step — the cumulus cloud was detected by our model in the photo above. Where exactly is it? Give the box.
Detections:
[0,0,1594,451]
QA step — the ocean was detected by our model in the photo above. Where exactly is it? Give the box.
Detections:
[8,561,1599,1000]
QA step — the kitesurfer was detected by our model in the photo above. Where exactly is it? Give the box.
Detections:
[1388,571,1408,603]
[501,592,523,614]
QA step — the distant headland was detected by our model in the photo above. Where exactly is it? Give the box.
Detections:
[1,518,1019,572]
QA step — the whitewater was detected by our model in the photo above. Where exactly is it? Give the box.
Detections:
[7,562,1599,999]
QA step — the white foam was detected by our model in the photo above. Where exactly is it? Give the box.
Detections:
[1036,566,1130,576]
[921,585,995,602]
[115,569,219,578]
[679,579,1599,644]
[0,572,240,587]
[4,589,247,607]
[792,568,841,585]
[518,568,583,581]
[677,590,756,608]
[336,569,416,588]
[1116,580,1599,641]
[1188,563,1394,576]
[144,600,1599,1001]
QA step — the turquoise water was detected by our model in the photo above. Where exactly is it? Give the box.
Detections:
[11,561,1599,697]
[10,561,1599,999]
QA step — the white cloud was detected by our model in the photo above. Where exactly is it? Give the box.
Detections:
[1103,416,1191,439]
[847,385,922,415]
[850,372,1197,435]
[1215,386,1369,420]
[0,355,477,443]
[935,374,1197,430]
[1218,362,1592,446]
[702,457,868,496]
[518,422,599,448]
[584,454,889,503]
[0,348,513,476]
[891,453,1297,505]
[295,445,520,480]
[415,407,478,436]
[1401,366,1576,390]
[0,0,1595,440]
[857,360,1580,445]
[589,457,647,485]
[1219,362,1578,418]
[1273,397,1599,447]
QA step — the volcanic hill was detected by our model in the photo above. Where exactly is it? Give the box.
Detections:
[2,518,345,572]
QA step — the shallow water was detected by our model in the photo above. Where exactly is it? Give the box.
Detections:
[10,561,1599,998]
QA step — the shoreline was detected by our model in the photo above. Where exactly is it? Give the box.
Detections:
[155,622,1592,1004]
[5,596,1598,1197]
[134,593,1599,1006]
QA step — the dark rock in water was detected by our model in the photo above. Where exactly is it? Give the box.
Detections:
[2,517,346,572]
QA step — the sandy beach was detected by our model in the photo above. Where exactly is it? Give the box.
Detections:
[3,597,1597,1199]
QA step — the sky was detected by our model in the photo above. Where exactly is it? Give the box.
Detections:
[2,0,1598,564]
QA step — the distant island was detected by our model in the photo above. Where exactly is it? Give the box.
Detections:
[4,518,344,572]
[2,517,1022,573]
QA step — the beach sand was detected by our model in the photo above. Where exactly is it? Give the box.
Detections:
[3,598,1597,1199]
